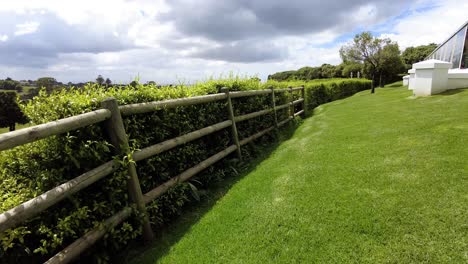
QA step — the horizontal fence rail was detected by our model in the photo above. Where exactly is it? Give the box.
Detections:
[229,89,272,98]
[133,120,233,162]
[0,109,111,151]
[0,86,306,264]
[143,145,238,204]
[119,93,227,116]
[234,108,273,123]
[0,160,119,233]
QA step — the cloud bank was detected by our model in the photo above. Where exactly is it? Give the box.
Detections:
[0,0,464,83]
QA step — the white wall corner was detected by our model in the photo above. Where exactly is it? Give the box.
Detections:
[408,69,416,90]
[402,75,409,86]
[412,60,450,96]
[447,69,468,90]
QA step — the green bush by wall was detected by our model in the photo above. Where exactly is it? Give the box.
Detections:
[0,77,370,263]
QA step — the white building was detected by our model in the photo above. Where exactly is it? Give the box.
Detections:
[405,20,468,96]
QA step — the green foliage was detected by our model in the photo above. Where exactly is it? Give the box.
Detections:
[96,75,105,85]
[268,64,346,81]
[36,77,57,94]
[0,77,370,263]
[341,62,363,78]
[340,31,405,87]
[0,78,23,93]
[401,43,438,70]
[135,85,468,264]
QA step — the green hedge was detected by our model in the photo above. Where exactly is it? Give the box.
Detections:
[0,77,370,263]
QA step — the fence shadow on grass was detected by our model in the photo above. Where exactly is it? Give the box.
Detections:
[117,122,301,264]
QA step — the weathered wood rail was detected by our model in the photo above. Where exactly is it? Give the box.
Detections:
[0,86,305,264]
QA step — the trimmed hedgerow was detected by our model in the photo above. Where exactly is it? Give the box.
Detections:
[0,77,370,263]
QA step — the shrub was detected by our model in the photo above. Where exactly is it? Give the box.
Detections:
[0,77,370,263]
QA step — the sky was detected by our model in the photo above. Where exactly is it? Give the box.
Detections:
[0,0,467,84]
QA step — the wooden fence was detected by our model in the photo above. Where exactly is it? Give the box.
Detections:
[0,86,305,263]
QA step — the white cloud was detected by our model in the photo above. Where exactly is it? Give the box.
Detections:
[14,21,40,36]
[380,0,468,49]
[0,0,466,83]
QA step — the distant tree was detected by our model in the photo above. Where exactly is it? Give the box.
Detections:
[147,81,156,85]
[96,75,105,85]
[105,78,112,86]
[376,43,406,86]
[130,80,138,87]
[0,78,22,92]
[319,64,336,78]
[21,88,39,101]
[401,43,438,70]
[268,70,297,81]
[334,63,345,78]
[36,77,57,94]
[341,62,363,78]
[0,92,28,131]
[340,32,399,93]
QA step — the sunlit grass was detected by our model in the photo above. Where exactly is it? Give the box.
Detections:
[0,123,31,134]
[130,85,468,263]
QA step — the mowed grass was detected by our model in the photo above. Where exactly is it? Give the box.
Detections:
[0,123,31,134]
[131,86,468,263]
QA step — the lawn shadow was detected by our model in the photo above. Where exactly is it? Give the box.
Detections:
[384,82,404,88]
[437,88,467,96]
[117,122,300,264]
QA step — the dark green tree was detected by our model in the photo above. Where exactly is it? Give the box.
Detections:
[341,62,363,78]
[340,32,400,93]
[36,77,57,94]
[0,92,28,131]
[401,43,438,70]
[130,80,138,87]
[376,43,406,86]
[0,78,22,92]
[96,75,105,85]
[319,64,336,78]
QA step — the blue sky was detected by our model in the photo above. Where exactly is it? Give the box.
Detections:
[0,0,466,84]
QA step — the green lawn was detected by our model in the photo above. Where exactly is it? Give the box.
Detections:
[0,123,31,134]
[130,85,468,263]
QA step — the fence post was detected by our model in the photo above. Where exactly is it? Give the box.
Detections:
[301,85,306,116]
[221,87,242,159]
[270,87,278,128]
[101,97,154,242]
[288,86,294,120]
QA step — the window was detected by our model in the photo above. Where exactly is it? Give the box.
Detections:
[452,26,466,68]
[429,25,467,68]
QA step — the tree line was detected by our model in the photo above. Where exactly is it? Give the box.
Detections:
[269,31,438,92]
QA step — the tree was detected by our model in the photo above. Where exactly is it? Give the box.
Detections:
[0,78,22,92]
[341,62,363,78]
[0,92,28,131]
[21,88,39,101]
[96,75,105,85]
[340,32,397,93]
[401,43,438,70]
[268,70,297,81]
[376,43,406,86]
[130,80,138,87]
[319,64,336,78]
[105,78,112,86]
[36,77,57,94]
